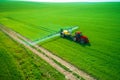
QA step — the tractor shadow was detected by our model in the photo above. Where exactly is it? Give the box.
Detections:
[81,42,91,47]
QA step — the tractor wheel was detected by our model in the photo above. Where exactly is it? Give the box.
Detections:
[61,34,65,38]
[73,37,77,41]
[80,39,85,44]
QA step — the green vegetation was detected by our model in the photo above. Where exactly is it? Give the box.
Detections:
[0,1,120,80]
[0,30,65,80]
[0,42,24,80]
[0,2,70,40]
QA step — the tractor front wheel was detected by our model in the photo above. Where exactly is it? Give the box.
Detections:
[73,37,77,41]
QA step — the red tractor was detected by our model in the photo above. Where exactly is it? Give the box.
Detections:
[73,31,89,44]
[60,29,89,44]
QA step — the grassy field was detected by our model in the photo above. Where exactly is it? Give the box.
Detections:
[0,2,70,40]
[0,30,65,80]
[0,33,24,80]
[0,1,120,80]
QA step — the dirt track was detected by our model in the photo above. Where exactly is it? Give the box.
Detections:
[0,24,96,80]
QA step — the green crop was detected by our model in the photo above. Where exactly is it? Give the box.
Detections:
[0,1,120,80]
[0,30,65,80]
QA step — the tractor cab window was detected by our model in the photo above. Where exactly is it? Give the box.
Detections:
[75,31,82,37]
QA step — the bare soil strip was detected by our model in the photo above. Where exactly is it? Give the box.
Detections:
[0,24,96,80]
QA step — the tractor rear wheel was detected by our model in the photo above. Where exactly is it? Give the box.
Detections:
[80,38,85,44]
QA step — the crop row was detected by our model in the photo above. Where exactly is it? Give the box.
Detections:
[0,31,65,80]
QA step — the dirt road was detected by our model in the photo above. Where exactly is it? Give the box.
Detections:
[0,24,96,80]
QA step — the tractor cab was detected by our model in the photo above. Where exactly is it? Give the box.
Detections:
[75,31,82,38]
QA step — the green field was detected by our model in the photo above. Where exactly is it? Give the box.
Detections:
[0,1,120,80]
[0,30,65,79]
